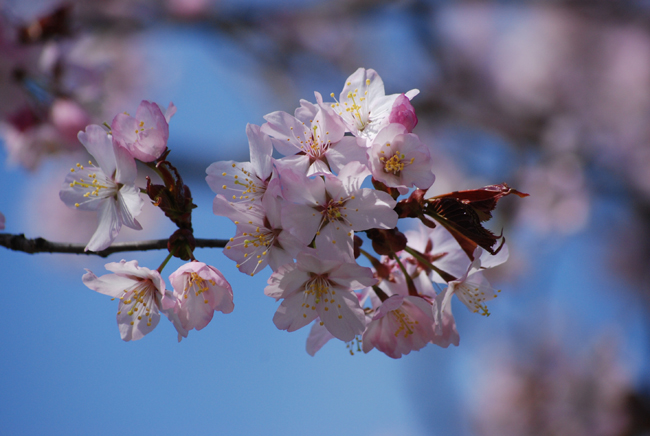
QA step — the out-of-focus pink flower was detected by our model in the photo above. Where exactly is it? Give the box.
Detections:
[82,260,176,341]
[50,98,91,142]
[389,94,418,132]
[265,252,376,342]
[111,100,175,162]
[1,104,83,170]
[166,0,211,18]
[59,125,144,252]
[472,339,633,436]
[169,261,234,341]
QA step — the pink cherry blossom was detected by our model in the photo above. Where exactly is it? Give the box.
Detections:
[362,294,437,358]
[329,68,419,145]
[306,287,372,356]
[261,105,366,176]
[280,161,398,259]
[215,194,307,276]
[432,248,502,347]
[206,124,275,206]
[59,124,144,252]
[82,260,177,341]
[265,252,376,342]
[111,100,176,162]
[361,264,439,357]
[169,261,234,340]
[368,123,435,193]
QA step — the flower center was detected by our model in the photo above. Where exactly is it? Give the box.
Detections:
[116,280,156,327]
[380,150,414,176]
[391,307,418,338]
[457,282,500,317]
[220,163,266,202]
[289,123,332,160]
[134,119,153,135]
[185,272,216,304]
[330,78,371,131]
[228,223,281,276]
[69,161,115,207]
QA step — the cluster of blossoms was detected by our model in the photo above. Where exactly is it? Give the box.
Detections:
[205,68,525,357]
[56,68,526,357]
[60,99,233,341]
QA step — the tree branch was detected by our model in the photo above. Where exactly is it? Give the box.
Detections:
[0,234,227,258]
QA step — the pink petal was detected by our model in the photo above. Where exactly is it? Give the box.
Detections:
[77,125,116,176]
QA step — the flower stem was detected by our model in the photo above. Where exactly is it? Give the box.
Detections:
[403,245,457,283]
[359,248,378,264]
[157,251,174,273]
[372,285,389,302]
[393,253,418,297]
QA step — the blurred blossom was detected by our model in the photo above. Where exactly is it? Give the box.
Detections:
[515,155,590,235]
[472,339,634,436]
[165,0,213,18]
[0,4,145,170]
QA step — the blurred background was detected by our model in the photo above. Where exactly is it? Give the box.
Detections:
[2,0,650,435]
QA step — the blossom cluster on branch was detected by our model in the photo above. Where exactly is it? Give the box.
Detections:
[3,67,526,358]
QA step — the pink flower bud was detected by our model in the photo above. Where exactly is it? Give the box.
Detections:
[389,94,418,132]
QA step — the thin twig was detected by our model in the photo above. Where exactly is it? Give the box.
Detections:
[0,234,227,258]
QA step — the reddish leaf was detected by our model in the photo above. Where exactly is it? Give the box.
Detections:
[431,183,528,221]
[425,197,505,260]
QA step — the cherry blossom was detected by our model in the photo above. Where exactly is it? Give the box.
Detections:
[329,67,419,145]
[82,260,177,341]
[306,288,372,356]
[111,100,176,163]
[403,224,466,278]
[59,124,144,252]
[169,261,234,340]
[432,248,503,347]
[367,123,435,193]
[280,161,398,259]
[215,194,307,276]
[265,252,376,342]
[363,294,437,358]
[362,266,439,357]
[261,105,365,176]
[206,124,275,207]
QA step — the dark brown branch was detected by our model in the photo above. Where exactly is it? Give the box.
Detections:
[0,234,227,258]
